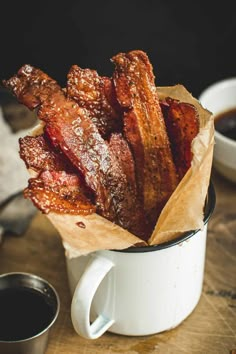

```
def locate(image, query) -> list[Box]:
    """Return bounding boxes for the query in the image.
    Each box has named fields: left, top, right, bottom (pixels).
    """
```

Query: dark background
left=1, top=0, right=236, bottom=97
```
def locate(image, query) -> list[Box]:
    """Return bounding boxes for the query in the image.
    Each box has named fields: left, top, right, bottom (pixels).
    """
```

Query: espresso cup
left=67, top=183, right=215, bottom=339
left=199, top=78, right=236, bottom=183
left=0, top=272, right=60, bottom=354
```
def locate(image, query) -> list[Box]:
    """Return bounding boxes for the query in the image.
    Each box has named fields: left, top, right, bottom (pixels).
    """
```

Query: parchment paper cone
left=29, top=84, right=214, bottom=257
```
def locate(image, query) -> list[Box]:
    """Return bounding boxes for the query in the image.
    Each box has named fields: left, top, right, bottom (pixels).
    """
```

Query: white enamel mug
left=67, top=183, right=215, bottom=339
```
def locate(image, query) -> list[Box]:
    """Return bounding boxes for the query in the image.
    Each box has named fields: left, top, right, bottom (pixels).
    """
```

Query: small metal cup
left=0, top=272, right=60, bottom=354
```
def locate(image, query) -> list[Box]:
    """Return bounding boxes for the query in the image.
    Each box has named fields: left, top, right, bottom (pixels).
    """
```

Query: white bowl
left=199, top=78, right=236, bottom=183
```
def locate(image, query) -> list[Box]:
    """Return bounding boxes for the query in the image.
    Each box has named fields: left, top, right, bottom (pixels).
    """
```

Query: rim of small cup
left=0, top=272, right=60, bottom=344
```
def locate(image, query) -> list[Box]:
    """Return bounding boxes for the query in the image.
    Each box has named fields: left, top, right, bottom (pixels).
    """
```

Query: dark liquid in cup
left=214, top=108, right=236, bottom=141
left=0, top=287, right=54, bottom=341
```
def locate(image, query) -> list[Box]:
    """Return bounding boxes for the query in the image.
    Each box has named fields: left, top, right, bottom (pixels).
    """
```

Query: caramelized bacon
left=5, top=65, right=147, bottom=238
left=109, top=133, right=137, bottom=191
left=42, top=100, right=146, bottom=235
left=161, top=98, right=200, bottom=179
left=3, top=64, right=60, bottom=110
left=25, top=171, right=95, bottom=215
left=67, top=65, right=121, bottom=137
left=3, top=51, right=199, bottom=242
left=19, top=133, right=95, bottom=215
left=112, top=50, right=179, bottom=227
left=109, top=133, right=148, bottom=239
left=19, top=134, right=74, bottom=173
left=38, top=97, right=116, bottom=218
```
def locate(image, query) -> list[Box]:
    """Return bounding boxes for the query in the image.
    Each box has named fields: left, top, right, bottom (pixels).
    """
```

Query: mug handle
left=71, top=255, right=115, bottom=339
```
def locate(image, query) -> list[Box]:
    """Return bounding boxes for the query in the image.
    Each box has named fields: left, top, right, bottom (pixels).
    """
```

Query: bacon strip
left=3, top=64, right=60, bottom=110
left=109, top=133, right=136, bottom=191
left=41, top=100, right=146, bottom=236
left=5, top=65, right=147, bottom=239
left=19, top=134, right=95, bottom=215
left=161, top=98, right=200, bottom=180
left=67, top=65, right=121, bottom=137
left=25, top=170, right=95, bottom=215
left=19, top=134, right=74, bottom=173
left=108, top=133, right=148, bottom=238
left=112, top=50, right=179, bottom=227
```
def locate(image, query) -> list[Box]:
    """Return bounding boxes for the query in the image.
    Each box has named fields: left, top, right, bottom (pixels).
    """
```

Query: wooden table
left=0, top=169, right=236, bottom=354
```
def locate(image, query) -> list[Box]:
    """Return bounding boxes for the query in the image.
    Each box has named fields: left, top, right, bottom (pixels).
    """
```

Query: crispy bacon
left=112, top=50, right=179, bottom=227
left=108, top=133, right=149, bottom=239
left=25, top=171, right=95, bottom=215
left=3, top=64, right=60, bottom=110
left=19, top=134, right=74, bottom=173
left=3, top=51, right=200, bottom=242
left=41, top=100, right=146, bottom=236
left=109, top=133, right=137, bottom=191
left=19, top=133, right=95, bottom=215
left=5, top=65, right=147, bottom=239
left=161, top=98, right=200, bottom=180
left=39, top=97, right=117, bottom=219
left=67, top=65, right=121, bottom=137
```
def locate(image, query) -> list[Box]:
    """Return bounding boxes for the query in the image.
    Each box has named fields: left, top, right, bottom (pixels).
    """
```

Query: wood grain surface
left=0, top=169, right=236, bottom=354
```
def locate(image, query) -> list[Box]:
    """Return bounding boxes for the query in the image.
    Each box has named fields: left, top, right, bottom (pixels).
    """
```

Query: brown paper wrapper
left=30, top=84, right=214, bottom=257
left=149, top=85, right=214, bottom=245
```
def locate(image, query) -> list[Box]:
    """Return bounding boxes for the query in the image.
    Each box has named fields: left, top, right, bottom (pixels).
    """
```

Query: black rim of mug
left=115, top=180, right=216, bottom=253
